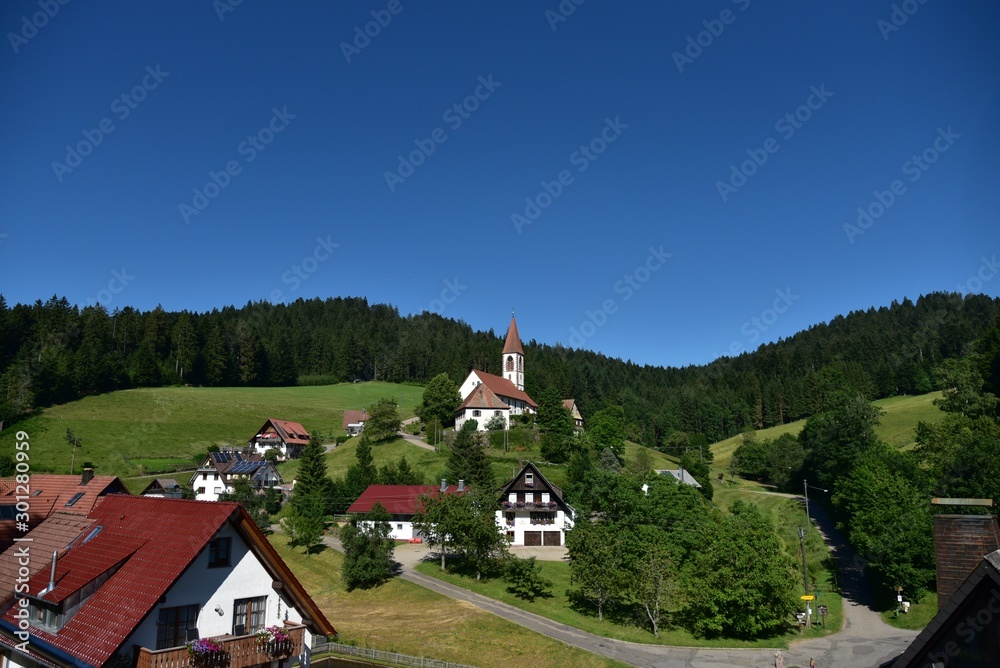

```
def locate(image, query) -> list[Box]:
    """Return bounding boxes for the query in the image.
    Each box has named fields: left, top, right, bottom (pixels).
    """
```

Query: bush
left=504, top=556, right=552, bottom=601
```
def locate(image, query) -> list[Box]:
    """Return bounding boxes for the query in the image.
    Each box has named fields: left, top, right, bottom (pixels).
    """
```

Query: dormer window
left=525, top=473, right=534, bottom=487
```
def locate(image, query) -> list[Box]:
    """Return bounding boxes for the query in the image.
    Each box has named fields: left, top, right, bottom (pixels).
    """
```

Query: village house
left=247, top=418, right=310, bottom=460
left=342, top=410, right=368, bottom=437
left=190, top=452, right=283, bottom=503
left=346, top=481, right=463, bottom=541
left=0, top=470, right=127, bottom=553
left=139, top=477, right=183, bottom=498
left=456, top=315, right=538, bottom=432
left=496, top=462, right=575, bottom=547
left=0, top=495, right=335, bottom=668
left=562, top=399, right=585, bottom=430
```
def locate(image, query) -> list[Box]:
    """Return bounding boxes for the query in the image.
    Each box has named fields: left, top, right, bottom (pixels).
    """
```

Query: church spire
left=502, top=314, right=525, bottom=391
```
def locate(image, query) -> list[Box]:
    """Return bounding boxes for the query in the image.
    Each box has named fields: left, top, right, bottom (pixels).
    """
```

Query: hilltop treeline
left=1, top=292, right=998, bottom=445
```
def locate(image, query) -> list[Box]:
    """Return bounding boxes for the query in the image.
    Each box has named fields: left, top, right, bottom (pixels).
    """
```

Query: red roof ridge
left=458, top=383, right=509, bottom=411
left=470, top=369, right=537, bottom=408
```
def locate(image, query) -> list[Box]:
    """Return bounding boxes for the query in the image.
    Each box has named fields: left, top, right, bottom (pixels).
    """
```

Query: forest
left=2, top=291, right=999, bottom=449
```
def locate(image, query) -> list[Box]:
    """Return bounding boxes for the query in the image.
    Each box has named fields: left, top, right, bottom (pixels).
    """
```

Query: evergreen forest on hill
left=2, top=291, right=999, bottom=447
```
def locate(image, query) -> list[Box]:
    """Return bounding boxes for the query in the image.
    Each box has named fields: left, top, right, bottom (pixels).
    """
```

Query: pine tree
left=446, top=422, right=493, bottom=490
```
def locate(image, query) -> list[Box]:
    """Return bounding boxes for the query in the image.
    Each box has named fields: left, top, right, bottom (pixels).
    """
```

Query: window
left=396, top=523, right=403, bottom=530
left=524, top=473, right=534, bottom=487
left=233, top=596, right=267, bottom=635
left=197, top=487, right=205, bottom=494
left=494, top=410, right=502, bottom=416
left=472, top=409, right=481, bottom=417
left=506, top=356, right=513, bottom=371
left=65, top=492, right=85, bottom=507
left=208, top=537, right=231, bottom=567
left=156, top=604, right=199, bottom=649
left=213, top=473, right=219, bottom=480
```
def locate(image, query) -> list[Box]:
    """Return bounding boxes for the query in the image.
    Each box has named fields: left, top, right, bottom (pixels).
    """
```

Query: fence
left=312, top=641, right=478, bottom=668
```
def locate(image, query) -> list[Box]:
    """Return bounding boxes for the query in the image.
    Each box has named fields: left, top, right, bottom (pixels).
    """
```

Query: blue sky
left=1, top=1, right=997, bottom=368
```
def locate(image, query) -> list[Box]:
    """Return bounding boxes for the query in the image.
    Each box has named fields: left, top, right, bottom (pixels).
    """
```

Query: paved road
left=327, top=512, right=918, bottom=668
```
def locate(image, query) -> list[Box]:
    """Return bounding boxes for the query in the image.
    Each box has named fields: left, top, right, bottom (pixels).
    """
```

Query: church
left=455, top=314, right=538, bottom=431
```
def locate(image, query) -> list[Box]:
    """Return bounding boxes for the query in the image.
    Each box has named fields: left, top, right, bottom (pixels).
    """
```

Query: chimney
left=458, top=480, right=465, bottom=492
left=931, top=498, right=1000, bottom=608
left=39, top=550, right=58, bottom=596
left=81, top=467, right=94, bottom=486
left=678, top=465, right=684, bottom=483
left=440, top=478, right=447, bottom=493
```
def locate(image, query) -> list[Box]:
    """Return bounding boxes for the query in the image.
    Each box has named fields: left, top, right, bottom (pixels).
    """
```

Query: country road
left=323, top=490, right=920, bottom=668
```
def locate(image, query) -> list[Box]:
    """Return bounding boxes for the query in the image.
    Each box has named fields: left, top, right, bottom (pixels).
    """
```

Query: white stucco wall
left=455, top=407, right=509, bottom=432
left=123, top=523, right=311, bottom=653
left=358, top=519, right=423, bottom=541
left=192, top=470, right=229, bottom=502
left=495, top=508, right=573, bottom=545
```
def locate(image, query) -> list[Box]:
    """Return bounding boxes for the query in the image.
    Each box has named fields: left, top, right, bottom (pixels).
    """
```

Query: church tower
left=502, top=313, right=525, bottom=391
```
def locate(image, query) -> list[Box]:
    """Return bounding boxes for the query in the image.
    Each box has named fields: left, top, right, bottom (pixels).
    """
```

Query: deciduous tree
left=341, top=502, right=396, bottom=590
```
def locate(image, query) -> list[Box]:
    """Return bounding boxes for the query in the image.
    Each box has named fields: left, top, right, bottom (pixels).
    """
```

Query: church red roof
left=501, top=316, right=525, bottom=355
left=470, top=370, right=537, bottom=408
left=457, top=383, right=509, bottom=411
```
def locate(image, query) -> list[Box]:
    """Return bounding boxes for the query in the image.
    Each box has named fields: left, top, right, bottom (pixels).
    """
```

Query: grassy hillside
left=0, top=382, right=423, bottom=478
left=710, top=391, right=946, bottom=474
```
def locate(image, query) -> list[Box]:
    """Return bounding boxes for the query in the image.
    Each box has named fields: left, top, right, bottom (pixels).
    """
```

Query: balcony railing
left=135, top=624, right=305, bottom=668
left=501, top=501, right=557, bottom=511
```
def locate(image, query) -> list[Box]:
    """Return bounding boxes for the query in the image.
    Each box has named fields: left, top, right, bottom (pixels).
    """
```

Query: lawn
left=0, top=382, right=423, bottom=478
left=267, top=534, right=630, bottom=668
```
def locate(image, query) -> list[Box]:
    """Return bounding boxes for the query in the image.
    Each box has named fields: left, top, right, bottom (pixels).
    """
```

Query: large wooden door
left=543, top=531, right=561, bottom=546
left=524, top=531, right=541, bottom=546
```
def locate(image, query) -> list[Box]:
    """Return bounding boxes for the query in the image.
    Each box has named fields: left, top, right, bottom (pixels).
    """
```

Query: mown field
left=268, top=534, right=630, bottom=668
left=0, top=382, right=422, bottom=478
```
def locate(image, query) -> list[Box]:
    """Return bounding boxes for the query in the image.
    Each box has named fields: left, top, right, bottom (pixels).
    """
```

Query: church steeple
left=502, top=312, right=525, bottom=391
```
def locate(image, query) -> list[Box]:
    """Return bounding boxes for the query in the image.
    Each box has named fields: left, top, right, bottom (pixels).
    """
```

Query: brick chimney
left=931, top=498, right=1000, bottom=608
left=80, top=467, right=94, bottom=485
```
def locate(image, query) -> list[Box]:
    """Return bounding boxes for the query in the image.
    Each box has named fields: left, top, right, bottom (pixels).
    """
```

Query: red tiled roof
left=457, top=383, right=509, bottom=412
left=0, top=475, right=127, bottom=553
left=0, top=512, right=96, bottom=607
left=2, top=496, right=235, bottom=666
left=347, top=484, right=460, bottom=516
left=0, top=495, right=334, bottom=666
left=342, top=409, right=369, bottom=430
left=253, top=418, right=310, bottom=446
left=502, top=316, right=524, bottom=355
left=470, top=370, right=537, bottom=408
left=562, top=399, right=575, bottom=410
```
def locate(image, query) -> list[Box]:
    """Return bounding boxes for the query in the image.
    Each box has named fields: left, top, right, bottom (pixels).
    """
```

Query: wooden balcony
left=135, top=624, right=305, bottom=668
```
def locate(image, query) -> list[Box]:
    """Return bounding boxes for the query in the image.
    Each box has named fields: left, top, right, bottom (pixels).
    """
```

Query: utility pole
left=799, top=526, right=811, bottom=629
left=803, top=479, right=810, bottom=524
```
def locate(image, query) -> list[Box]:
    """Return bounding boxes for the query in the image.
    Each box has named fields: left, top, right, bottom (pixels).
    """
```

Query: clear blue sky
left=1, top=1, right=997, bottom=367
